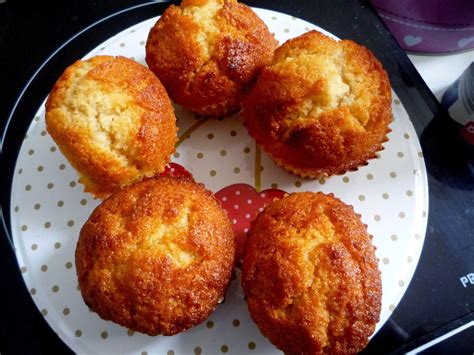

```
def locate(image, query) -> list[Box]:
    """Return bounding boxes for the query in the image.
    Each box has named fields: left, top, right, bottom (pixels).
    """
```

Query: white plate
left=10, top=8, right=428, bottom=354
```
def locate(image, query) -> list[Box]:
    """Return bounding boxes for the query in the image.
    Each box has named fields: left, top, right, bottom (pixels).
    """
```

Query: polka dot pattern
left=9, top=9, right=428, bottom=355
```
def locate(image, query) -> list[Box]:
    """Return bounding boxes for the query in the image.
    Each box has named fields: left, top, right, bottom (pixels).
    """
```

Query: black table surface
left=1, top=0, right=473, bottom=354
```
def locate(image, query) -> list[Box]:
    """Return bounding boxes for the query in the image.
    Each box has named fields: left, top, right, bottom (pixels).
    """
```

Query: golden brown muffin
left=76, top=176, right=235, bottom=335
left=243, top=30, right=392, bottom=178
left=145, top=0, right=278, bottom=117
left=241, top=192, right=381, bottom=354
left=45, top=55, right=177, bottom=198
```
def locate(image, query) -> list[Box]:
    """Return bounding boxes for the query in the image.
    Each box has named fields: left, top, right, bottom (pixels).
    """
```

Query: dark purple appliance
left=371, top=0, right=474, bottom=53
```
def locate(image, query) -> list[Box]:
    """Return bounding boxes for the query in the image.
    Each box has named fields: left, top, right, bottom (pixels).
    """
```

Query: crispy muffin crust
left=145, top=0, right=278, bottom=117
left=241, top=192, right=381, bottom=354
left=243, top=30, right=392, bottom=178
left=76, top=177, right=235, bottom=335
left=45, top=56, right=177, bottom=198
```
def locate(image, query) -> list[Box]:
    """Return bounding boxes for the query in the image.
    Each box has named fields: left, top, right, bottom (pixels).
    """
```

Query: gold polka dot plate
left=9, top=8, right=428, bottom=354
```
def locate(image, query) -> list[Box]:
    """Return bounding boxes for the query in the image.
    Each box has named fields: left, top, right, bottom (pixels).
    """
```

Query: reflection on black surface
left=361, top=319, right=411, bottom=354
left=420, top=323, right=474, bottom=354
left=420, top=112, right=474, bottom=190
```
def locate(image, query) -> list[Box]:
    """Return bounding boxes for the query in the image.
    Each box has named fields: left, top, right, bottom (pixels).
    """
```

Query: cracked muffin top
left=243, top=30, right=392, bottom=178
left=45, top=55, right=177, bottom=198
left=76, top=176, right=235, bottom=335
left=241, top=192, right=382, bottom=354
left=145, top=0, right=278, bottom=117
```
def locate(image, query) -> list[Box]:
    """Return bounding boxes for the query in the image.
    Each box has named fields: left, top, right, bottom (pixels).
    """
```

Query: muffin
left=241, top=192, right=382, bottom=354
left=243, top=30, right=392, bottom=178
left=145, top=0, right=278, bottom=117
left=76, top=176, right=235, bottom=335
left=45, top=55, right=177, bottom=198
